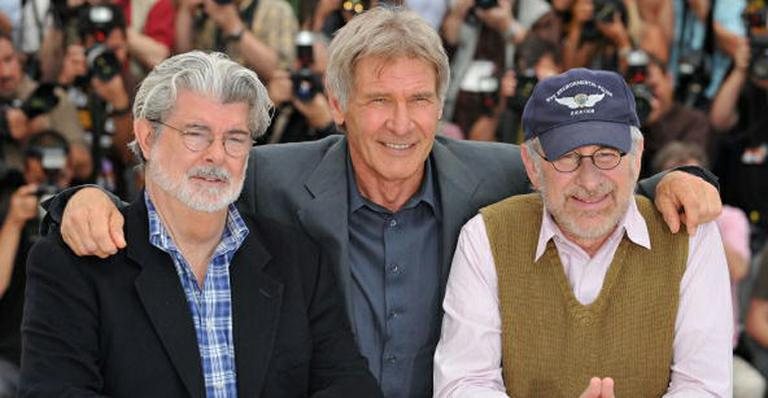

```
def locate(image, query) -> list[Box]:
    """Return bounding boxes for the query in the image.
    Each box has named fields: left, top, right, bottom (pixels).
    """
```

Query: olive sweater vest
left=480, top=194, right=688, bottom=397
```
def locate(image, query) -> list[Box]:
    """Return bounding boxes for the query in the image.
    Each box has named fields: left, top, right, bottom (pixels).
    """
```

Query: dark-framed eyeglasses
left=148, top=119, right=253, bottom=158
left=538, top=147, right=626, bottom=173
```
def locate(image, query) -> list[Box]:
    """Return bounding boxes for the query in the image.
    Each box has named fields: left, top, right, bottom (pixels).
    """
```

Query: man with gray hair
left=48, top=7, right=722, bottom=398
left=433, top=68, right=732, bottom=397
left=19, top=51, right=379, bottom=397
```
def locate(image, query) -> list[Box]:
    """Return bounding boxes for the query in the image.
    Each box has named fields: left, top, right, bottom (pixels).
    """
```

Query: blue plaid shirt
left=145, top=192, right=249, bottom=398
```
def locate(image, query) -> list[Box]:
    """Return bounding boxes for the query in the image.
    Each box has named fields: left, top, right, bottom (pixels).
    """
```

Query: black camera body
left=475, top=0, right=499, bottom=10
left=625, top=50, right=653, bottom=124
left=507, top=68, right=538, bottom=111
left=675, top=48, right=711, bottom=107
left=745, top=3, right=768, bottom=80
left=77, top=5, right=124, bottom=82
left=291, top=31, right=322, bottom=102
left=0, top=84, right=60, bottom=137
left=580, top=0, right=627, bottom=42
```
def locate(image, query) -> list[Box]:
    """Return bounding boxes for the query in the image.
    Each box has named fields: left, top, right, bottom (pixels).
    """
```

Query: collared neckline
left=534, top=196, right=650, bottom=261
left=346, top=154, right=440, bottom=219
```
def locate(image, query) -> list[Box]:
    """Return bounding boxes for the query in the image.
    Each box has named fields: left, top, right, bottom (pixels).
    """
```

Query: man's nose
left=385, top=101, right=413, bottom=135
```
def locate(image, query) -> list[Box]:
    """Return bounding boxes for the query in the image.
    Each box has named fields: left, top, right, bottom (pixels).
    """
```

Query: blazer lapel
left=296, top=138, right=353, bottom=322
left=432, top=140, right=482, bottom=291
left=229, top=221, right=283, bottom=398
left=124, top=199, right=205, bottom=398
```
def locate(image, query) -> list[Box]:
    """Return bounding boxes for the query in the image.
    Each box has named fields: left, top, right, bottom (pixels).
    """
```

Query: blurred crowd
left=1, top=0, right=768, bottom=396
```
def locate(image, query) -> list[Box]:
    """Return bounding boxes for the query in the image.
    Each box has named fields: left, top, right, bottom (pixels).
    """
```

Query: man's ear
left=520, top=145, right=540, bottom=190
left=327, top=93, right=346, bottom=127
left=633, top=139, right=644, bottom=174
left=134, top=119, right=154, bottom=161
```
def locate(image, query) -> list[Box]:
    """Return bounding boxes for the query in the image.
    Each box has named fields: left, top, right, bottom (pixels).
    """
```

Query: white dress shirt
left=433, top=198, right=733, bottom=397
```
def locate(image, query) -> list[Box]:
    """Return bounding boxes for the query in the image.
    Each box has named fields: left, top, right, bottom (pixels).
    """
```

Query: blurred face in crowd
left=0, top=37, right=22, bottom=99
left=645, top=62, right=674, bottom=123
left=329, top=55, right=442, bottom=194
left=523, top=142, right=642, bottom=247
left=139, top=90, right=250, bottom=213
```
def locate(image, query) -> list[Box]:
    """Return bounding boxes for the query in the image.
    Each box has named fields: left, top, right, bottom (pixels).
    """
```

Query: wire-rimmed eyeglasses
left=537, top=147, right=626, bottom=173
left=148, top=119, right=253, bottom=158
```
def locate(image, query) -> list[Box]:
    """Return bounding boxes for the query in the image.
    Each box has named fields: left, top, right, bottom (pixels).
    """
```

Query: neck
left=146, top=180, right=227, bottom=285
left=565, top=232, right=613, bottom=258
left=354, top=172, right=423, bottom=213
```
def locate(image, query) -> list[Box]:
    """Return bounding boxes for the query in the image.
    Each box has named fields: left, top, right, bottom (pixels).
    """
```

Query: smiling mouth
left=382, top=142, right=414, bottom=150
left=192, top=176, right=227, bottom=184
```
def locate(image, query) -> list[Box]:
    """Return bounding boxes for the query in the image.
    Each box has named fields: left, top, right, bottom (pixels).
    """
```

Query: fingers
left=579, top=377, right=602, bottom=398
left=655, top=193, right=681, bottom=234
left=600, top=377, right=615, bottom=398
left=109, top=210, right=127, bottom=249
left=61, top=188, right=122, bottom=258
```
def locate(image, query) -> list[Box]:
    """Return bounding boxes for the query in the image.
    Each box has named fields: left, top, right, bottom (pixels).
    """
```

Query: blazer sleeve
left=305, top=248, right=383, bottom=398
left=19, top=234, right=108, bottom=398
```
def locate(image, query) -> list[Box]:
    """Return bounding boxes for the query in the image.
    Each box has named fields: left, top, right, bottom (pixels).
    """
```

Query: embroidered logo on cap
left=554, top=93, right=605, bottom=109
left=544, top=79, right=614, bottom=116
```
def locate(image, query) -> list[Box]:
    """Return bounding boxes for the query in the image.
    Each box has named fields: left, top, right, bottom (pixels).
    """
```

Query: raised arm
left=43, top=186, right=126, bottom=258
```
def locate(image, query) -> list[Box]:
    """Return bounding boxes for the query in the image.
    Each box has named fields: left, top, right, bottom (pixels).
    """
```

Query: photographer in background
left=710, top=0, right=768, bottom=252
left=0, top=32, right=91, bottom=182
left=0, top=129, right=74, bottom=398
left=669, top=0, right=747, bottom=110
left=441, top=0, right=547, bottom=140
left=175, top=0, right=297, bottom=81
left=261, top=30, right=336, bottom=144
left=630, top=47, right=712, bottom=177
left=36, top=4, right=135, bottom=198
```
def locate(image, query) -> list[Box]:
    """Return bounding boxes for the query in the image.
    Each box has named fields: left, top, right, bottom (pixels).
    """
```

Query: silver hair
left=325, top=5, right=450, bottom=111
left=524, top=126, right=644, bottom=173
left=128, top=51, right=272, bottom=164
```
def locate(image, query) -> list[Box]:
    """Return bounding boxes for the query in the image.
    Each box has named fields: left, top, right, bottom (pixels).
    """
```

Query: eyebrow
left=182, top=123, right=250, bottom=135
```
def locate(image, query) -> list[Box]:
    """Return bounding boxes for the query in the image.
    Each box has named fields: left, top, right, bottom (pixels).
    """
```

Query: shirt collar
left=145, top=191, right=249, bottom=255
left=534, top=196, right=651, bottom=261
left=346, top=153, right=439, bottom=217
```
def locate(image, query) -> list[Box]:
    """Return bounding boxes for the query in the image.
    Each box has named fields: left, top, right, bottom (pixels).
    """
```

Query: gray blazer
left=242, top=135, right=530, bottom=322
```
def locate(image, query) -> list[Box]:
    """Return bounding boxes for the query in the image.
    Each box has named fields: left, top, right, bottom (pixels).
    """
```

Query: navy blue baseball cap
left=521, top=68, right=640, bottom=160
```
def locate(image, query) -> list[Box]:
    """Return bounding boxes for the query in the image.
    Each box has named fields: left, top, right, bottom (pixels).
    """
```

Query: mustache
left=187, top=165, right=231, bottom=182
left=566, top=180, right=615, bottom=200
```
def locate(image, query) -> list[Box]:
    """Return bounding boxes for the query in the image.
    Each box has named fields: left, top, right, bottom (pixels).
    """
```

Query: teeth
left=385, top=143, right=411, bottom=150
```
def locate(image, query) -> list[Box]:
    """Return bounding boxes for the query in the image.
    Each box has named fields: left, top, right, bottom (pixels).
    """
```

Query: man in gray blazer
left=50, top=6, right=722, bottom=398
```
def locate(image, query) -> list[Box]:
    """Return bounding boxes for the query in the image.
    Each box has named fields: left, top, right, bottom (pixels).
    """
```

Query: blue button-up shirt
left=347, top=157, right=442, bottom=398
left=146, top=192, right=249, bottom=398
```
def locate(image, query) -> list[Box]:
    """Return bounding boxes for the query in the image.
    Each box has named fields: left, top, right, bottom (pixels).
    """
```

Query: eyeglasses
left=538, top=147, right=626, bottom=173
left=149, top=119, right=253, bottom=157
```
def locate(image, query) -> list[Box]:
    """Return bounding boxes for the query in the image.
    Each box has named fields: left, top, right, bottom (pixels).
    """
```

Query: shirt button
left=385, top=354, right=397, bottom=364
left=389, top=264, right=399, bottom=273
left=388, top=311, right=399, bottom=320
left=389, top=218, right=398, bottom=228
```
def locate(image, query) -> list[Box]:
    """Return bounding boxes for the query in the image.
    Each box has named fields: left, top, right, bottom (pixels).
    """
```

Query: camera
left=475, top=0, right=499, bottom=10
left=23, top=130, right=70, bottom=198
left=291, top=31, right=322, bottom=102
left=625, top=50, right=653, bottom=124
left=580, top=0, right=627, bottom=42
left=0, top=84, right=61, bottom=137
left=507, top=68, right=538, bottom=111
left=78, top=5, right=124, bottom=82
left=341, top=0, right=368, bottom=15
left=675, top=49, right=710, bottom=107
left=744, top=2, right=768, bottom=80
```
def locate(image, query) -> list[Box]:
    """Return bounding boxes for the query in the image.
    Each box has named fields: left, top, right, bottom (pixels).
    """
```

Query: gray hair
left=524, top=126, right=645, bottom=174
left=325, top=6, right=450, bottom=111
left=128, top=51, right=272, bottom=163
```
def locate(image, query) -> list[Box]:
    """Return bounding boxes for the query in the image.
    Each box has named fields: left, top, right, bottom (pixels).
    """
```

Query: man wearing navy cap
left=433, top=68, right=733, bottom=397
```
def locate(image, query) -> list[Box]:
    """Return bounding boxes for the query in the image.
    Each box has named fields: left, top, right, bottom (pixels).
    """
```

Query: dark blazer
left=20, top=195, right=381, bottom=398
